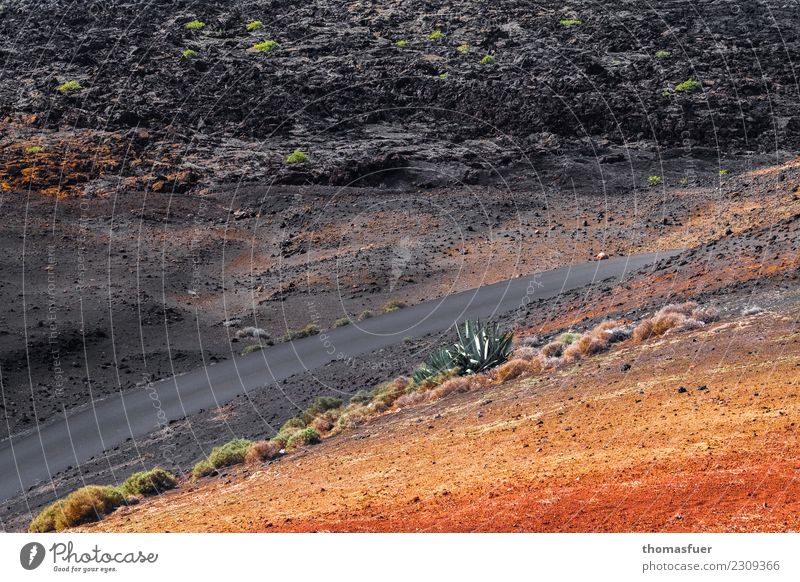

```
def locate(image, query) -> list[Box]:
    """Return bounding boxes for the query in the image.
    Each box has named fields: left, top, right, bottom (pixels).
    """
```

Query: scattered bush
left=512, top=346, right=539, bottom=361
left=286, top=149, right=308, bottom=164
left=655, top=50, right=671, bottom=58
left=480, top=55, right=495, bottom=65
left=24, top=145, right=44, bottom=154
left=558, top=331, right=582, bottom=345
left=427, top=374, right=491, bottom=401
left=336, top=405, right=369, bottom=430
left=253, top=39, right=280, bottom=52
left=182, top=49, right=198, bottom=58
left=29, top=486, right=125, bottom=532
left=286, top=323, right=320, bottom=340
left=357, top=309, right=375, bottom=321
left=272, top=417, right=306, bottom=446
left=121, top=468, right=178, bottom=497
left=741, top=305, right=764, bottom=316
left=493, top=358, right=534, bottom=383
left=241, top=344, right=264, bottom=355
left=382, top=299, right=406, bottom=313
left=302, top=396, right=343, bottom=424
left=245, top=440, right=282, bottom=464
left=370, top=377, right=410, bottom=410
left=428, top=30, right=444, bottom=41
left=559, top=19, right=583, bottom=26
left=349, top=389, right=371, bottom=404
left=456, top=42, right=470, bottom=54
left=540, top=340, right=564, bottom=358
left=246, top=20, right=263, bottom=32
left=633, top=302, right=716, bottom=342
left=719, top=169, right=729, bottom=176
left=191, top=459, right=214, bottom=479
left=236, top=326, right=270, bottom=340
left=675, top=79, right=701, bottom=93
left=395, top=39, right=409, bottom=47
left=333, top=317, right=350, bottom=328
left=58, top=80, right=82, bottom=93
left=185, top=19, right=206, bottom=30
left=563, top=320, right=628, bottom=363
left=648, top=175, right=663, bottom=186
left=286, top=427, right=321, bottom=449
left=192, top=438, right=253, bottom=479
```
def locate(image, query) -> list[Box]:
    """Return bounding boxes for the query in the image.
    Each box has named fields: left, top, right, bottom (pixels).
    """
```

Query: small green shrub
left=428, top=30, right=444, bottom=41
left=286, top=427, right=321, bottom=449
left=382, top=299, right=406, bottom=313
left=185, top=19, right=205, bottom=30
left=655, top=50, right=671, bottom=58
left=272, top=417, right=306, bottom=446
left=121, top=467, right=178, bottom=497
left=647, top=175, right=663, bottom=186
left=357, top=309, right=375, bottom=321
left=333, top=317, right=350, bottom=328
left=457, top=42, right=469, bottom=54
left=209, top=438, right=252, bottom=467
left=678, top=176, right=689, bottom=185
left=560, top=19, right=583, bottom=26
left=349, top=389, right=371, bottom=405
left=58, top=80, right=82, bottom=93
left=241, top=344, right=264, bottom=355
left=302, top=396, right=343, bottom=424
left=29, top=486, right=125, bottom=532
left=191, top=459, right=214, bottom=479
left=182, top=49, right=198, bottom=58
left=286, top=323, right=320, bottom=340
left=286, top=149, right=309, bottom=164
left=480, top=55, right=494, bottom=65
left=675, top=78, right=701, bottom=93
left=719, top=169, right=729, bottom=176
left=253, top=40, right=279, bottom=52
left=246, top=20, right=264, bottom=32
left=192, top=438, right=252, bottom=479
left=24, top=145, right=44, bottom=154
left=395, top=39, right=409, bottom=47
left=558, top=331, right=582, bottom=345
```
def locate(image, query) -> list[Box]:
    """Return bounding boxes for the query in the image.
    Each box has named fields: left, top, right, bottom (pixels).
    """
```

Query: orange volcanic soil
left=81, top=306, right=800, bottom=532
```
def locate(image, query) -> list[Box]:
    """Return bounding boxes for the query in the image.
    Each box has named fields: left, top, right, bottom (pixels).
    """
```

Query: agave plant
left=411, top=347, right=456, bottom=384
left=451, top=319, right=513, bottom=374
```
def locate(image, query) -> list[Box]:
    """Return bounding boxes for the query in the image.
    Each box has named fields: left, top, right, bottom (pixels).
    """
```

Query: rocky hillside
left=1, top=0, right=799, bottom=194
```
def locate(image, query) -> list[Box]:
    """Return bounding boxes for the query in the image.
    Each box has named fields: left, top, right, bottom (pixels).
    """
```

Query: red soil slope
left=81, top=306, right=800, bottom=532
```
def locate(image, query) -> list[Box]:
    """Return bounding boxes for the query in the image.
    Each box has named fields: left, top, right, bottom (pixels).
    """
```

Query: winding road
left=0, top=251, right=677, bottom=503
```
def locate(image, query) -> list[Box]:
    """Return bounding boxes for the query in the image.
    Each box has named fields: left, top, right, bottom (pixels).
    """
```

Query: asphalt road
left=0, top=251, right=676, bottom=502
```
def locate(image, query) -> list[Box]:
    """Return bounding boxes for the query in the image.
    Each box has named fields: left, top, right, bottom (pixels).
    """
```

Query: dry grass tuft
left=245, top=440, right=282, bottom=464
left=633, top=302, right=715, bottom=342
left=493, top=358, right=534, bottom=383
